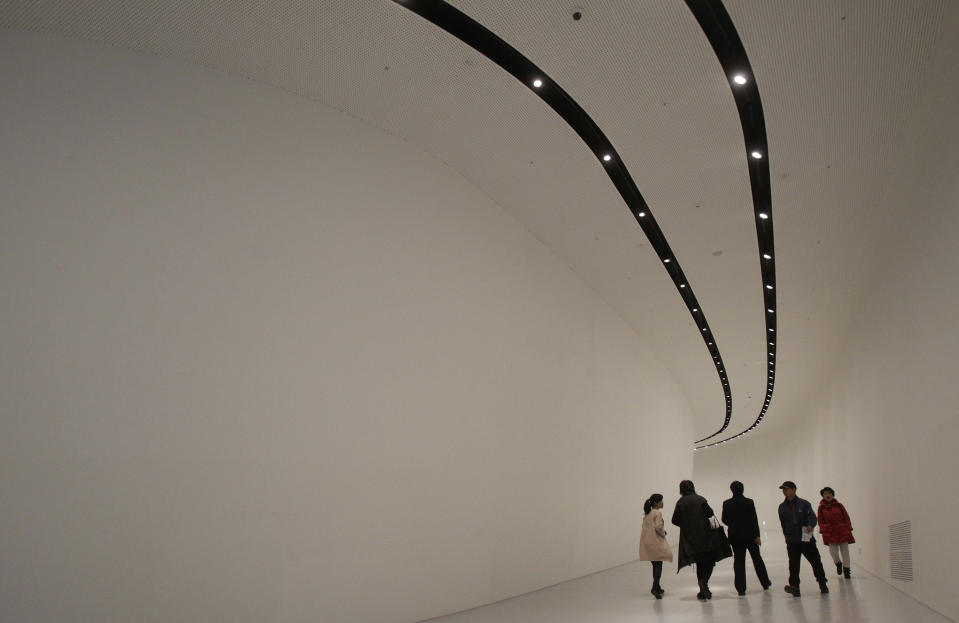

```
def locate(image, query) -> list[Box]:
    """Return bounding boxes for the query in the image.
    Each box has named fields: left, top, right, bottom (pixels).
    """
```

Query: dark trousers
left=786, top=541, right=827, bottom=587
left=732, top=542, right=771, bottom=592
left=651, top=561, right=663, bottom=590
left=695, top=560, right=715, bottom=588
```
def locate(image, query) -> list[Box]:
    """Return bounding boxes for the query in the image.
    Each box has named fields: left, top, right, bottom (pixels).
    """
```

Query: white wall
left=0, top=31, right=695, bottom=623
left=694, top=8, right=959, bottom=620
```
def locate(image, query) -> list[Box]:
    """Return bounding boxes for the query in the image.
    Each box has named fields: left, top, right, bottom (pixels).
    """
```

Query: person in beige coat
left=640, top=493, right=673, bottom=598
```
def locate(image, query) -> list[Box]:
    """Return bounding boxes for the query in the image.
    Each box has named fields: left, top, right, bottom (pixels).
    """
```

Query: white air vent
left=889, top=520, right=913, bottom=581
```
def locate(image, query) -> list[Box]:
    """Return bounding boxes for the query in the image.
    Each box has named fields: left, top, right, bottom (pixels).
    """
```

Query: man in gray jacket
left=778, top=480, right=828, bottom=596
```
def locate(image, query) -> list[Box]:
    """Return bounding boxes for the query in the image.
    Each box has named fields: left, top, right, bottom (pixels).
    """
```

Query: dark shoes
left=819, top=581, right=830, bottom=594
left=784, top=585, right=801, bottom=597
left=697, top=585, right=712, bottom=600
left=651, top=587, right=664, bottom=599
left=737, top=590, right=746, bottom=596
left=836, top=561, right=844, bottom=575
left=761, top=581, right=772, bottom=590
left=843, top=567, right=851, bottom=579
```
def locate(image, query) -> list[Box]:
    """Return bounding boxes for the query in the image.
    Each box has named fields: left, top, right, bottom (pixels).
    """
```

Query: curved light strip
left=391, top=0, right=734, bottom=437
left=685, top=0, right=777, bottom=449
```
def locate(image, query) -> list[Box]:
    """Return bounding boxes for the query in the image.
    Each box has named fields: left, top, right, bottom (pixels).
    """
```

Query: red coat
left=817, top=499, right=855, bottom=544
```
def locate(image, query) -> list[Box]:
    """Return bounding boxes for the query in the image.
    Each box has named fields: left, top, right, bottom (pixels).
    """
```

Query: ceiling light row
left=392, top=0, right=739, bottom=448
left=684, top=1, right=778, bottom=449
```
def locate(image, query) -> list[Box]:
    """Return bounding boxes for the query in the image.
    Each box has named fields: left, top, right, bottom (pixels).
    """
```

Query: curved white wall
left=0, top=31, right=695, bottom=623
left=693, top=9, right=959, bottom=620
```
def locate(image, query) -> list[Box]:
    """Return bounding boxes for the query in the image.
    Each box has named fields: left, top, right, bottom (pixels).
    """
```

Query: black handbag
left=709, top=527, right=733, bottom=562
left=708, top=517, right=733, bottom=562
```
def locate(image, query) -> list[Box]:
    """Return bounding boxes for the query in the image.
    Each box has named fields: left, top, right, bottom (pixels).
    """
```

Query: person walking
left=639, top=493, right=673, bottom=599
left=778, top=480, right=829, bottom=596
left=817, top=486, right=855, bottom=579
left=722, top=481, right=772, bottom=595
left=671, top=480, right=716, bottom=600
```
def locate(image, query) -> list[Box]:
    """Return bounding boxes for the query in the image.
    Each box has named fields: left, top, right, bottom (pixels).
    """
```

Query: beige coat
left=639, top=508, right=674, bottom=562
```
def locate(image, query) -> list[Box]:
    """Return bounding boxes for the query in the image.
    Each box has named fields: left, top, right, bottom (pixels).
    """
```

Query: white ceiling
left=1, top=0, right=948, bottom=443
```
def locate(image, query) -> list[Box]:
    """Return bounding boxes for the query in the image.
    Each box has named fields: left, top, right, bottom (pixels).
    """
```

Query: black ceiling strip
left=684, top=0, right=777, bottom=449
left=391, top=0, right=734, bottom=439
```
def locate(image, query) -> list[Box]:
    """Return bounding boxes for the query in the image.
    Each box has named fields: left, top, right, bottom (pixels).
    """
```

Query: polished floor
left=422, top=547, right=951, bottom=623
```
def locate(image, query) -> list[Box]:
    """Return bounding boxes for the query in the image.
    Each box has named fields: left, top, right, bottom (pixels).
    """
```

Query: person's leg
left=802, top=542, right=829, bottom=591
left=701, top=560, right=715, bottom=584
left=747, top=541, right=771, bottom=587
left=787, top=543, right=802, bottom=589
left=696, top=559, right=714, bottom=598
left=828, top=543, right=843, bottom=575
left=828, top=543, right=841, bottom=565
left=732, top=543, right=747, bottom=594
left=651, top=561, right=663, bottom=591
left=840, top=543, right=852, bottom=577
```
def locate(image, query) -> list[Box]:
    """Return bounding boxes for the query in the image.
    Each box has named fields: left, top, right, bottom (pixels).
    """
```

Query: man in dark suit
left=722, top=481, right=772, bottom=595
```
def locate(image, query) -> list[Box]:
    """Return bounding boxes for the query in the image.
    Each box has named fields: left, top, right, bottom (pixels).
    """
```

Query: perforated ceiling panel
left=0, top=0, right=947, bottom=442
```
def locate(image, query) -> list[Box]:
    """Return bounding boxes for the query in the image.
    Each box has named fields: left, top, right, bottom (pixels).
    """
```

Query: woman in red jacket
left=817, top=487, right=855, bottom=578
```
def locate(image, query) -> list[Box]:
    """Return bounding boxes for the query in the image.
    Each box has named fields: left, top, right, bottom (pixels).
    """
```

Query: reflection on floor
left=422, top=546, right=949, bottom=623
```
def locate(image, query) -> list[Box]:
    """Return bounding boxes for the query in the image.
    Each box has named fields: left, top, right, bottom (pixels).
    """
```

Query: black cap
left=779, top=481, right=797, bottom=490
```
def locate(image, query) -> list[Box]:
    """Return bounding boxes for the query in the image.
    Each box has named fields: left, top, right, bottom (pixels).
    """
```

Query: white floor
left=422, top=547, right=951, bottom=623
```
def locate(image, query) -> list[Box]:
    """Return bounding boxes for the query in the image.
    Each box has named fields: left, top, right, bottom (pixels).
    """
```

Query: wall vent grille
left=889, top=520, right=913, bottom=581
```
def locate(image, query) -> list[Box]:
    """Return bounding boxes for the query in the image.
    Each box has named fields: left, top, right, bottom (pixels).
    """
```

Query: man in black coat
left=671, top=479, right=716, bottom=600
left=722, top=481, right=772, bottom=595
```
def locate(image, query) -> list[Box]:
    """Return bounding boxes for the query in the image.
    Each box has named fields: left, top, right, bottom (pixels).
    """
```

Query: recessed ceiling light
left=680, top=284, right=686, bottom=288
left=769, top=342, right=774, bottom=345
left=692, top=308, right=698, bottom=312
left=702, top=328, right=708, bottom=332
left=532, top=78, right=543, bottom=88
left=638, top=211, right=646, bottom=217
left=766, top=284, right=773, bottom=290
left=664, top=258, right=671, bottom=263
left=763, top=254, right=771, bottom=259
left=768, top=308, right=774, bottom=313
left=768, top=328, right=775, bottom=332
left=759, top=213, right=769, bottom=219
left=751, top=151, right=763, bottom=159
left=603, top=154, right=612, bottom=162
left=769, top=352, right=774, bottom=356
left=733, top=74, right=747, bottom=85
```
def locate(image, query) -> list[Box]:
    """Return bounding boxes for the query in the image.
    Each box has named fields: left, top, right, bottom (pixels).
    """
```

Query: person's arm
left=671, top=503, right=681, bottom=527
left=806, top=501, right=818, bottom=531
left=703, top=500, right=714, bottom=519
left=817, top=505, right=829, bottom=530
left=749, top=500, right=761, bottom=542
left=655, top=512, right=667, bottom=538
left=840, top=503, right=852, bottom=530
left=722, top=500, right=730, bottom=526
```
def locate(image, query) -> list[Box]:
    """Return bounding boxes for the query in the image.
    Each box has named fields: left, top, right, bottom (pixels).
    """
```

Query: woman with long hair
left=640, top=493, right=673, bottom=598
left=672, top=480, right=717, bottom=600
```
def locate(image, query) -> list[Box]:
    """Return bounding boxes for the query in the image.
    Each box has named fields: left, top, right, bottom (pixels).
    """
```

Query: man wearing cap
left=778, top=481, right=828, bottom=596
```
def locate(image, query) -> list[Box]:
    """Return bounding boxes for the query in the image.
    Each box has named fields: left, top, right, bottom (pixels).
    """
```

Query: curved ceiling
left=1, top=0, right=946, bottom=444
